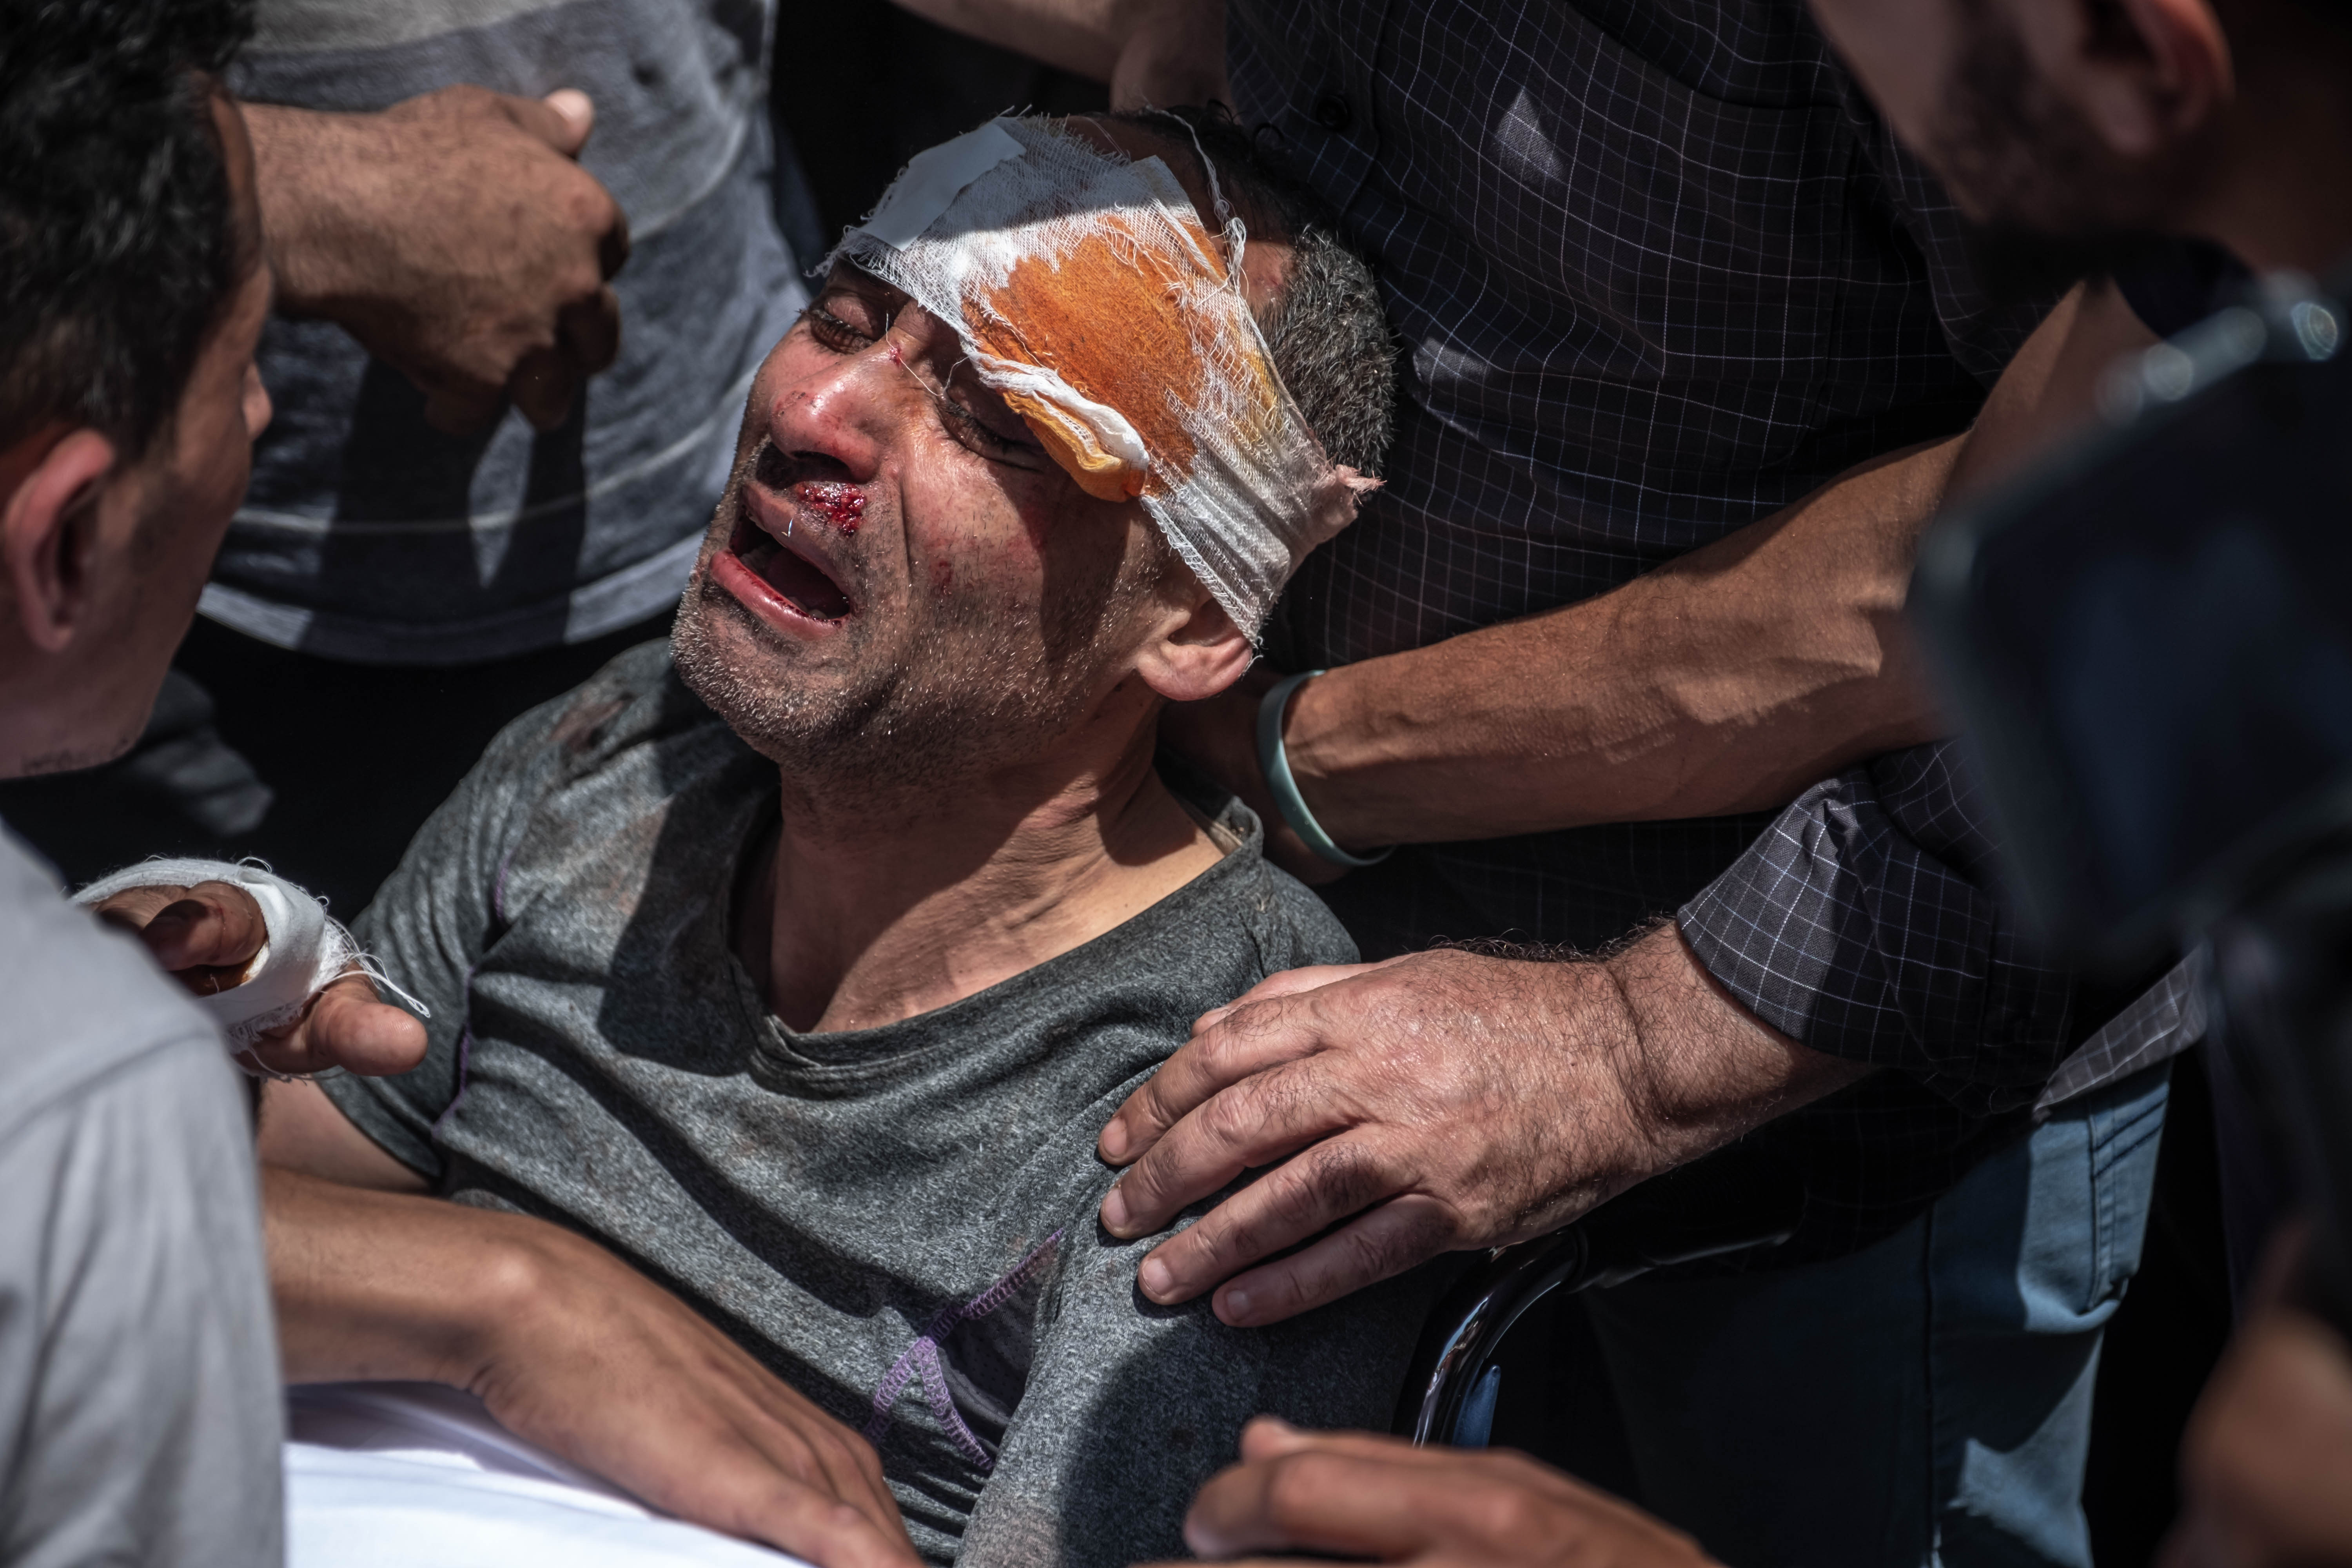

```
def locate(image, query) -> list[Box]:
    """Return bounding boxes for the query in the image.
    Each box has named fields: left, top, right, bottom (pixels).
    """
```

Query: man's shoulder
left=451, top=639, right=768, bottom=913
left=0, top=826, right=224, bottom=1141
left=488, top=639, right=751, bottom=799
left=1252, top=850, right=1359, bottom=971
left=1180, top=788, right=1359, bottom=974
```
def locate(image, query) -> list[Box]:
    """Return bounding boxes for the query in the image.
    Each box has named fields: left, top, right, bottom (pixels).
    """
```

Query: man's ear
left=2037, top=0, right=2232, bottom=159
left=1, top=429, right=117, bottom=655
left=1135, top=590, right=1256, bottom=704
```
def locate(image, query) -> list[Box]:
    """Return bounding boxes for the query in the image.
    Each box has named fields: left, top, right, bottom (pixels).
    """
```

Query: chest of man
left=421, top=755, right=1292, bottom=1551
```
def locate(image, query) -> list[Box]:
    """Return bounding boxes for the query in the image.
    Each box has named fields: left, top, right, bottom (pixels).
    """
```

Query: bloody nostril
left=797, top=481, right=865, bottom=535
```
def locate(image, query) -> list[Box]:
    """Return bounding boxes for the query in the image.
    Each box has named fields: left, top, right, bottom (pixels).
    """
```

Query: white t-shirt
left=0, top=824, right=283, bottom=1566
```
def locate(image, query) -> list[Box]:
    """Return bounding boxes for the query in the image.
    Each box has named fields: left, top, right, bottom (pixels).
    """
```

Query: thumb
left=540, top=88, right=595, bottom=155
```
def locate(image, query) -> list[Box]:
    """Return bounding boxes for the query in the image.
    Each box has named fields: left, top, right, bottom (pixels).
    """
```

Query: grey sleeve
left=323, top=696, right=575, bottom=1178
left=957, top=1210, right=1446, bottom=1568
left=0, top=1037, right=283, bottom=1568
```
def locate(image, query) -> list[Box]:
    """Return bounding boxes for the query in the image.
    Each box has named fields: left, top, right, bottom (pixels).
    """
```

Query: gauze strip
left=74, top=858, right=426, bottom=1064
left=828, top=117, right=1379, bottom=637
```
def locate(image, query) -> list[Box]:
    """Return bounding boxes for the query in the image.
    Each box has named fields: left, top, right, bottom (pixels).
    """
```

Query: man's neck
left=737, top=720, right=1227, bottom=1034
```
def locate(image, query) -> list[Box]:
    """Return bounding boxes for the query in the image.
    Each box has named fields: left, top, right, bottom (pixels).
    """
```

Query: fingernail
left=1101, top=1186, right=1131, bottom=1234
left=1099, top=1120, right=1130, bottom=1163
left=143, top=906, right=196, bottom=957
left=1138, top=1256, right=1174, bottom=1299
left=1220, top=1287, right=1253, bottom=1323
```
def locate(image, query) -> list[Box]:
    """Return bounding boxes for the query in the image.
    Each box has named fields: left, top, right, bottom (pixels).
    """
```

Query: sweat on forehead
left=827, top=116, right=1376, bottom=638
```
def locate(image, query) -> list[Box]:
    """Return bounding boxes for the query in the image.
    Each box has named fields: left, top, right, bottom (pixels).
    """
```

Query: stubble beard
left=671, top=468, right=1160, bottom=805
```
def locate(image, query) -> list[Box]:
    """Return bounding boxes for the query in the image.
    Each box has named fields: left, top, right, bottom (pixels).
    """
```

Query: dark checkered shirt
left=1230, top=0, right=2190, bottom=1263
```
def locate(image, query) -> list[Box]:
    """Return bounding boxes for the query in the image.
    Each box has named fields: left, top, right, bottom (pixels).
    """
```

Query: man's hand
left=1108, top=0, right=1230, bottom=109
left=244, top=86, right=629, bottom=435
left=1096, top=926, right=1867, bottom=1324
left=1157, top=1417, right=1719, bottom=1567
left=2162, top=1224, right=2352, bottom=1568
left=92, top=881, right=426, bottom=1077
left=265, top=1171, right=922, bottom=1568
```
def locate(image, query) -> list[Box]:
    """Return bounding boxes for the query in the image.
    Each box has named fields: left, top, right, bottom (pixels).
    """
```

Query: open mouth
left=723, top=513, right=855, bottom=623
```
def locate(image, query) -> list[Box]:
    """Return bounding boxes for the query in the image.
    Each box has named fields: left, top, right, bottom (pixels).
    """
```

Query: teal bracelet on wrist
left=1256, top=670, right=1392, bottom=869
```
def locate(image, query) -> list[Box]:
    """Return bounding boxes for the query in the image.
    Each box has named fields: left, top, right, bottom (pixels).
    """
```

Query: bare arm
left=1095, top=923, right=1869, bottom=1324
left=1280, top=436, right=1959, bottom=844
left=1167, top=281, right=2161, bottom=872
left=256, top=1085, right=919, bottom=1567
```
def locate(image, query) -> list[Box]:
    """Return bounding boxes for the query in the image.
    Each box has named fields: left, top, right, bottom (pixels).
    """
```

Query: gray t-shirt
left=0, top=826, right=283, bottom=1567
left=326, top=642, right=1445, bottom=1566
left=214, top=0, right=815, bottom=663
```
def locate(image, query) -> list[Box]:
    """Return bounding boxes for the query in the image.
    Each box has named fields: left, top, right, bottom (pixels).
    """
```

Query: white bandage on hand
left=73, top=858, right=425, bottom=1069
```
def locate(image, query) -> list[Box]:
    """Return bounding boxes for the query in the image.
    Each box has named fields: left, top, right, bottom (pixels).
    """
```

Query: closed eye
left=804, top=303, right=880, bottom=354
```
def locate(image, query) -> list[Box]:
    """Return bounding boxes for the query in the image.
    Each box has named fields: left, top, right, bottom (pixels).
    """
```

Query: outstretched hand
left=1096, top=926, right=1863, bottom=1325
left=1154, top=1417, right=1719, bottom=1568
left=91, top=881, right=426, bottom=1078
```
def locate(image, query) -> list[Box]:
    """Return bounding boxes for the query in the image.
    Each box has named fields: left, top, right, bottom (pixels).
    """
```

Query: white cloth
left=72, top=858, right=420, bottom=1051
left=1, top=824, right=283, bottom=1566
left=285, top=1384, right=805, bottom=1568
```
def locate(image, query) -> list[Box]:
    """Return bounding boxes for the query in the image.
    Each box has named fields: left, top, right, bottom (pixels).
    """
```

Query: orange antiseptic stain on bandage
left=962, top=211, right=1287, bottom=504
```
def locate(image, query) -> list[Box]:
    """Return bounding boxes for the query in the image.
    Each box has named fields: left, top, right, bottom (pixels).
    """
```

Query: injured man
left=248, top=110, right=1425, bottom=1568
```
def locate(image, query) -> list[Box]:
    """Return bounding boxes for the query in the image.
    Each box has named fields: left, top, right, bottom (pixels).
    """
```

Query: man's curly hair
left=0, top=0, right=256, bottom=461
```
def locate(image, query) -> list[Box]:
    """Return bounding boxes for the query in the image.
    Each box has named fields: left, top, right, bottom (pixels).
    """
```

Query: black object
left=1396, top=1141, right=1804, bottom=1447
left=1913, top=267, right=2352, bottom=1330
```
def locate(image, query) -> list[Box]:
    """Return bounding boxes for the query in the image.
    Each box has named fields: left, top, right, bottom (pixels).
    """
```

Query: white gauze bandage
left=74, top=858, right=423, bottom=1058
left=828, top=116, right=1379, bottom=637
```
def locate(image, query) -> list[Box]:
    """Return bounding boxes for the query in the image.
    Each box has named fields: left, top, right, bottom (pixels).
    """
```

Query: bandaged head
left=826, top=116, right=1379, bottom=639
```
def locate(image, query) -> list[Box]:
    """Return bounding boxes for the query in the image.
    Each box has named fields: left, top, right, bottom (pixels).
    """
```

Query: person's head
left=0, top=0, right=269, bottom=779
left=672, top=110, right=1395, bottom=804
left=1809, top=0, right=2352, bottom=273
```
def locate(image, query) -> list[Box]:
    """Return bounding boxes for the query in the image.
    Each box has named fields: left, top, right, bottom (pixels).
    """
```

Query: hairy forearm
left=1599, top=924, right=1872, bottom=1175
left=1281, top=282, right=2154, bottom=853
left=263, top=1167, right=548, bottom=1387
left=238, top=102, right=396, bottom=317
left=1287, top=437, right=1961, bottom=847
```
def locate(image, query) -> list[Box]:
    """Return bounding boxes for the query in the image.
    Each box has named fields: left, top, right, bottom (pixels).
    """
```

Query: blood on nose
left=797, top=481, right=866, bottom=535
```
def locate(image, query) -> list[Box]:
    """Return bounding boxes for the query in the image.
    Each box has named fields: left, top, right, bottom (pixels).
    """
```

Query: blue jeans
left=1579, top=1063, right=2171, bottom=1568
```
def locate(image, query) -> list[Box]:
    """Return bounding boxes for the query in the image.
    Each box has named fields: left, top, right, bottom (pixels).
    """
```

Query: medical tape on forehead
left=826, top=116, right=1377, bottom=637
